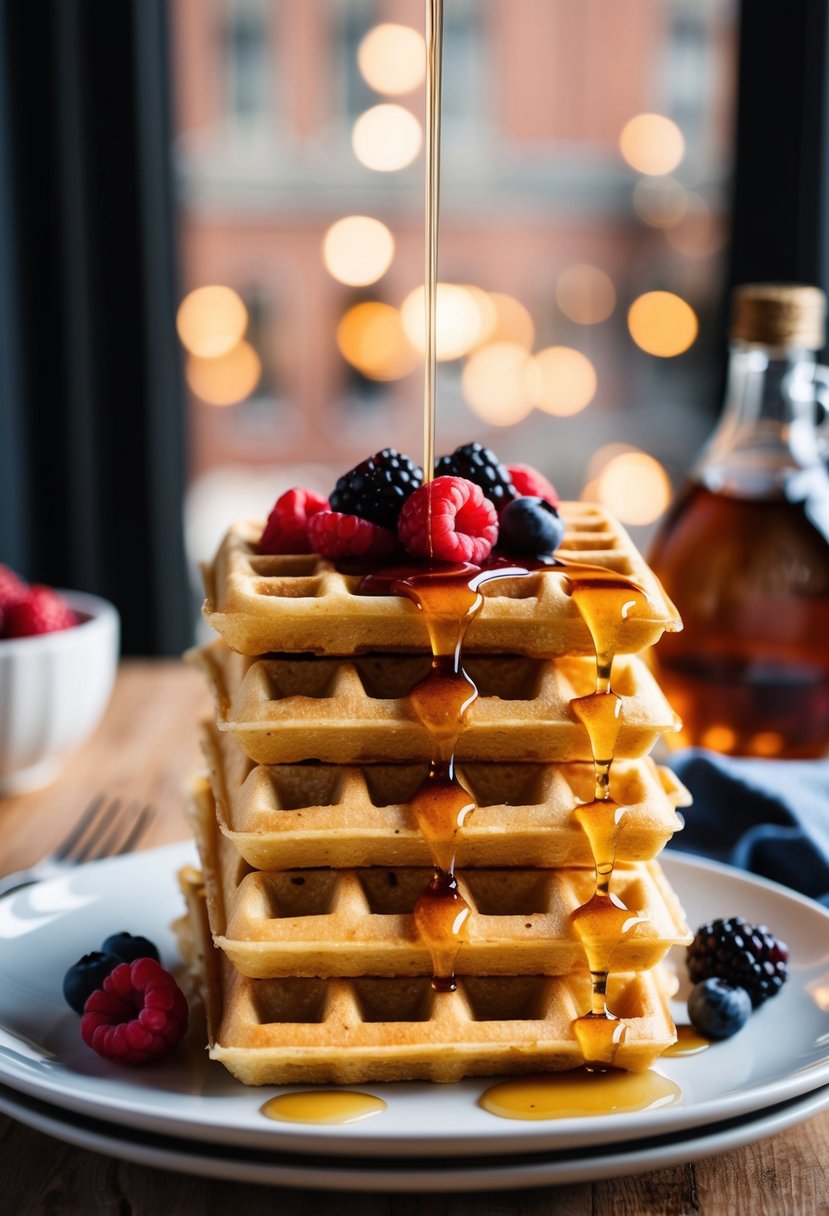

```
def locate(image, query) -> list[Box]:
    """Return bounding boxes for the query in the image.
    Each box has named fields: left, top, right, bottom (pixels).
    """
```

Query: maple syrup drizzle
left=422, top=0, right=443, bottom=489
left=561, top=567, right=659, bottom=1069
left=478, top=1069, right=680, bottom=1120
left=260, top=1091, right=386, bottom=1125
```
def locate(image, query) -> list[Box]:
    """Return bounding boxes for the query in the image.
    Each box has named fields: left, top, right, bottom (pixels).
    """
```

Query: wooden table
left=2, top=660, right=828, bottom=1215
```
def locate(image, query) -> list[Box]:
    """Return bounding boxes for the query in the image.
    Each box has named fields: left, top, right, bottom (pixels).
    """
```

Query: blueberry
left=498, top=496, right=566, bottom=556
left=100, top=931, right=160, bottom=965
left=687, top=978, right=752, bottom=1040
left=63, top=951, right=120, bottom=1014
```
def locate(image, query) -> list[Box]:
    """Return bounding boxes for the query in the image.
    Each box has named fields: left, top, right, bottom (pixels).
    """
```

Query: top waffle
left=202, top=503, right=680, bottom=657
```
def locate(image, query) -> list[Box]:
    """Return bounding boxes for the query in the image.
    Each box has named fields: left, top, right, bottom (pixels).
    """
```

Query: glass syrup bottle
left=648, top=283, right=829, bottom=758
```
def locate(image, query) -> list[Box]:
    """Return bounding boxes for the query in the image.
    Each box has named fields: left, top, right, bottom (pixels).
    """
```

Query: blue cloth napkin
left=666, top=749, right=829, bottom=908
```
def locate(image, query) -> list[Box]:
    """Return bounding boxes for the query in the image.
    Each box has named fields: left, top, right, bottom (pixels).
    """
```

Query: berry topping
left=308, top=511, right=397, bottom=560
left=434, top=442, right=516, bottom=511
left=330, top=449, right=423, bottom=529
left=3, top=586, right=78, bottom=638
left=0, top=564, right=28, bottom=610
left=507, top=463, right=560, bottom=508
left=687, top=917, right=789, bottom=1008
left=397, top=476, right=499, bottom=564
left=260, top=487, right=329, bottom=555
left=687, top=978, right=752, bottom=1040
left=63, top=951, right=120, bottom=1015
left=101, top=932, right=160, bottom=965
left=80, top=958, right=188, bottom=1065
left=497, top=496, right=566, bottom=556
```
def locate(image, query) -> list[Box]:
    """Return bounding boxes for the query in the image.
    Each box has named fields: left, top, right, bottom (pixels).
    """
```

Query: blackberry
left=434, top=442, right=517, bottom=511
left=329, top=449, right=423, bottom=529
left=686, top=917, right=789, bottom=1008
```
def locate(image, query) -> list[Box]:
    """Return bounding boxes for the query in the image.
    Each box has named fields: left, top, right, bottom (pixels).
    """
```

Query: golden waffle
left=202, top=504, right=681, bottom=658
left=190, top=776, right=692, bottom=980
left=177, top=867, right=679, bottom=1083
left=201, top=721, right=689, bottom=869
left=192, top=641, right=681, bottom=765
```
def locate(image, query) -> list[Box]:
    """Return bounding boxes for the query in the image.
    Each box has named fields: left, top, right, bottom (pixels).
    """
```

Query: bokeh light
left=619, top=113, right=685, bottom=176
left=594, top=450, right=672, bottom=525
left=352, top=104, right=422, bottom=172
left=633, top=177, right=688, bottom=228
left=666, top=193, right=727, bottom=258
left=628, top=291, right=698, bottom=357
left=322, top=216, right=395, bottom=286
left=462, top=343, right=535, bottom=426
left=401, top=283, right=488, bottom=361
left=358, top=24, right=425, bottom=96
left=486, top=293, right=535, bottom=349
left=528, top=346, right=597, bottom=416
left=186, top=340, right=262, bottom=406
left=336, top=301, right=418, bottom=380
left=177, top=285, right=248, bottom=358
left=556, top=264, right=616, bottom=325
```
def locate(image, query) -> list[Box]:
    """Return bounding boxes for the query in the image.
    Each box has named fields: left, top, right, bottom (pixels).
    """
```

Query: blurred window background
left=170, top=0, right=737, bottom=580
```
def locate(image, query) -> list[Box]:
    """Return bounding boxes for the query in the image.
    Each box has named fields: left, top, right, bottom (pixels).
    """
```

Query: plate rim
left=1, top=842, right=829, bottom=1158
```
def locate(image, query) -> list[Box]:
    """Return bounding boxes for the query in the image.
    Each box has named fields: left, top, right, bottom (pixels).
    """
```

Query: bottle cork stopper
left=730, top=283, right=826, bottom=349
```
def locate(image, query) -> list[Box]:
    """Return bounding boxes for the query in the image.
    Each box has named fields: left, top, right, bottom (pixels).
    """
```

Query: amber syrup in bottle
left=648, top=283, right=829, bottom=758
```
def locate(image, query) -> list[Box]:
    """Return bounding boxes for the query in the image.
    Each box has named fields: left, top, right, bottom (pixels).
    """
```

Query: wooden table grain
left=1, top=660, right=828, bottom=1216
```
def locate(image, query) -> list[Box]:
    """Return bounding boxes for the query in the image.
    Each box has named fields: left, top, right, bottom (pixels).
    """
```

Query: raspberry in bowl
left=0, top=566, right=119, bottom=794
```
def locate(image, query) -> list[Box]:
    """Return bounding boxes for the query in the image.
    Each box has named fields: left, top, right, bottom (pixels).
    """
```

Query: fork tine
left=68, top=797, right=123, bottom=864
left=90, top=801, right=152, bottom=860
left=112, top=804, right=156, bottom=856
left=52, top=793, right=109, bottom=861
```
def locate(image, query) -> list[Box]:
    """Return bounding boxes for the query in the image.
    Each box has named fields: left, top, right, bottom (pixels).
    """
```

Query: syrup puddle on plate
left=661, top=1024, right=711, bottom=1056
left=260, top=1090, right=387, bottom=1125
left=478, top=1069, right=681, bottom=1121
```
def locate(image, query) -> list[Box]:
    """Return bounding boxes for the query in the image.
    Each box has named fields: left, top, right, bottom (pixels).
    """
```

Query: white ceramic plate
left=2, top=1079, right=827, bottom=1192
left=1, top=844, right=828, bottom=1159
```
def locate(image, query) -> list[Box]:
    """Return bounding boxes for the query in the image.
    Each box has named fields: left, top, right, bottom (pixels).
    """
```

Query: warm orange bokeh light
left=528, top=346, right=597, bottom=416
left=177, top=285, right=248, bottom=358
left=595, top=450, right=672, bottom=525
left=462, top=343, right=535, bottom=426
left=186, top=340, right=262, bottom=406
left=619, top=113, right=685, bottom=176
left=352, top=104, right=422, bottom=172
left=633, top=177, right=688, bottom=228
left=401, top=283, right=488, bottom=361
left=358, top=24, right=425, bottom=96
left=628, top=291, right=698, bottom=357
left=486, top=292, right=535, bottom=349
left=556, top=264, right=616, bottom=325
left=336, top=301, right=418, bottom=380
left=322, top=215, right=395, bottom=286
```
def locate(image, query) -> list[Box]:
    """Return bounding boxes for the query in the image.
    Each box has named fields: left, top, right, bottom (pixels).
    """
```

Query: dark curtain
left=0, top=0, right=189, bottom=655
left=730, top=0, right=829, bottom=297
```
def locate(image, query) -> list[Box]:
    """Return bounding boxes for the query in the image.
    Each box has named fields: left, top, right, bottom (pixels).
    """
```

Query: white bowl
left=0, top=591, right=120, bottom=795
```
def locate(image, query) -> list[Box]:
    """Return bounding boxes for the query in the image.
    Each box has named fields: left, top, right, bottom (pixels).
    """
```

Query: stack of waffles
left=178, top=501, right=692, bottom=1084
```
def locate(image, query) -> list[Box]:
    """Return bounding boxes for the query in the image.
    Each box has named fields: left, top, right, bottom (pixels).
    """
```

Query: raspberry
left=260, top=487, right=329, bottom=555
left=686, top=917, right=789, bottom=1008
left=507, top=464, right=560, bottom=508
left=0, top=564, right=28, bottom=610
left=80, top=958, right=188, bottom=1065
left=308, top=510, right=397, bottom=560
left=434, top=442, right=516, bottom=511
left=330, top=449, right=423, bottom=529
left=498, top=496, right=566, bottom=556
left=397, top=476, right=498, bottom=564
left=3, top=586, right=77, bottom=638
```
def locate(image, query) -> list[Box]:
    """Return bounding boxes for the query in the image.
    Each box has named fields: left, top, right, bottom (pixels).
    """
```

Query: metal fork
left=0, top=794, right=156, bottom=899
